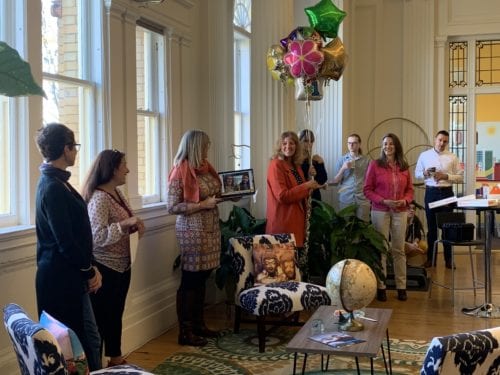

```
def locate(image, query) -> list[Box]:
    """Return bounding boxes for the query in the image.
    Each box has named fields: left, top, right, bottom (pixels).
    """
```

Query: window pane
left=137, top=115, right=159, bottom=200
left=43, top=79, right=89, bottom=189
left=449, top=95, right=467, bottom=197
left=233, top=0, right=251, bottom=32
left=42, top=0, right=81, bottom=78
left=136, top=24, right=163, bottom=204
left=136, top=26, right=154, bottom=111
left=449, top=41, right=467, bottom=88
left=0, top=96, right=10, bottom=216
left=476, top=40, right=500, bottom=86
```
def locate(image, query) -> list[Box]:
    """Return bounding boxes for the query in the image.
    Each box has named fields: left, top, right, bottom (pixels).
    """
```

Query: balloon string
left=301, top=99, right=313, bottom=281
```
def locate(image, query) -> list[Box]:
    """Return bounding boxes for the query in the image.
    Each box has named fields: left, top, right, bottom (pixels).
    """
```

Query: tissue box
left=442, top=223, right=474, bottom=241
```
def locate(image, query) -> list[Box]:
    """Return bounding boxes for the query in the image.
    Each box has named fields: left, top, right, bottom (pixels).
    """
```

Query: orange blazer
left=266, top=158, right=311, bottom=247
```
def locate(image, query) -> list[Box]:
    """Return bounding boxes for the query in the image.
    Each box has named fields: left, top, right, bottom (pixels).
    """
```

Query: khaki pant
left=371, top=210, right=408, bottom=290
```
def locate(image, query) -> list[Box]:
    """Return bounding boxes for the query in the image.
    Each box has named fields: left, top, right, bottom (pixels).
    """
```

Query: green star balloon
left=305, top=0, right=347, bottom=39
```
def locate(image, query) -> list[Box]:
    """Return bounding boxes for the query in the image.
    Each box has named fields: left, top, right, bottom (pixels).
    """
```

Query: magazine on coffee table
left=309, top=331, right=365, bottom=348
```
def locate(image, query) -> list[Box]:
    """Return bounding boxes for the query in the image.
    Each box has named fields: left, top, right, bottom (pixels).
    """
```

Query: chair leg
left=234, top=305, right=242, bottom=334
left=451, top=249, right=455, bottom=306
left=257, top=316, right=266, bottom=353
left=468, top=246, right=477, bottom=296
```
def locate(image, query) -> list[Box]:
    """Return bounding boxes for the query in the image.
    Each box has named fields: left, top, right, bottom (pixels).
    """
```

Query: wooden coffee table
left=286, top=306, right=393, bottom=375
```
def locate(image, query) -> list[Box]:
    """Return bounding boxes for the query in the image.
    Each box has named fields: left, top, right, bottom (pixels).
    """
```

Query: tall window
left=448, top=38, right=500, bottom=196
left=42, top=0, right=101, bottom=190
left=136, top=24, right=165, bottom=204
left=233, top=0, right=251, bottom=170
left=0, top=0, right=25, bottom=227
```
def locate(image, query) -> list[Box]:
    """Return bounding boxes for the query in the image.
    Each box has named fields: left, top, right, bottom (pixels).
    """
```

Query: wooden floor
left=126, top=248, right=500, bottom=372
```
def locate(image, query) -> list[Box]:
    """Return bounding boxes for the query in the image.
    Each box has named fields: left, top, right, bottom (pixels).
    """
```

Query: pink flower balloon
left=283, top=40, right=324, bottom=79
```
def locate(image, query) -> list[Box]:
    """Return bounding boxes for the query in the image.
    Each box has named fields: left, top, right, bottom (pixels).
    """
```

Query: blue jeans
left=82, top=293, right=102, bottom=370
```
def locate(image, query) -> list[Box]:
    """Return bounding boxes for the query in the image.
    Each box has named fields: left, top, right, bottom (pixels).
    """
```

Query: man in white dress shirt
left=415, top=130, right=464, bottom=269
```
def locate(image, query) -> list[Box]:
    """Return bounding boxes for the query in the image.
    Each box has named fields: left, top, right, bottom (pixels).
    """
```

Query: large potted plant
left=307, top=200, right=389, bottom=283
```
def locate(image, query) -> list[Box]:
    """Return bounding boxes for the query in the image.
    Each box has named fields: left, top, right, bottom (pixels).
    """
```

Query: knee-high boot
left=192, top=285, right=219, bottom=338
left=176, top=289, right=207, bottom=346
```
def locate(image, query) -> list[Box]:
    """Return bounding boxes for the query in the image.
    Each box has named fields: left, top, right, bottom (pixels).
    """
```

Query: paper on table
left=130, top=231, right=139, bottom=264
left=428, top=194, right=475, bottom=209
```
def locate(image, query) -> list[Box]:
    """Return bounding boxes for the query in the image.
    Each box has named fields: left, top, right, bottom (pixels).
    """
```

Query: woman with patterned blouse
left=82, top=149, right=145, bottom=367
left=167, top=130, right=222, bottom=347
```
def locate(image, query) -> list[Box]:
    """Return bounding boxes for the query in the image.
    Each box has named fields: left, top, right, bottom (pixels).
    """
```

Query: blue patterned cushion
left=230, top=234, right=331, bottom=316
left=3, top=303, right=67, bottom=375
left=3, top=303, right=155, bottom=375
left=421, top=327, right=500, bottom=374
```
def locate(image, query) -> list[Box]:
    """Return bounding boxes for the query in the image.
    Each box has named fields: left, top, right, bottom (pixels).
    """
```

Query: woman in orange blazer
left=266, top=131, right=323, bottom=274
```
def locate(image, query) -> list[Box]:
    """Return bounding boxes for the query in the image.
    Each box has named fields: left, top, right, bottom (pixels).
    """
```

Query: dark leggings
left=179, top=269, right=212, bottom=291
left=90, top=262, right=131, bottom=357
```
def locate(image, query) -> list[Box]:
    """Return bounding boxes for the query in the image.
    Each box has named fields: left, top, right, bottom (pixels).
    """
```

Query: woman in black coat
left=35, top=123, right=102, bottom=370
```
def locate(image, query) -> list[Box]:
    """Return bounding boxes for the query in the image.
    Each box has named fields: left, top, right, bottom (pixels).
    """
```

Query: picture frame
left=218, top=168, right=255, bottom=198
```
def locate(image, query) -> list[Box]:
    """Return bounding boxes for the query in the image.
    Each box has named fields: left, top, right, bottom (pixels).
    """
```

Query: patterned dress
left=167, top=173, right=221, bottom=272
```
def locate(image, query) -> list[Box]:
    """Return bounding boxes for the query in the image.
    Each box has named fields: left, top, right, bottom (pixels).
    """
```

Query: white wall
left=2, top=0, right=500, bottom=373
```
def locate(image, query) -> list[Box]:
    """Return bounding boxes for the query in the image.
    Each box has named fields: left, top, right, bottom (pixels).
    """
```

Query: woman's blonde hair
left=271, top=131, right=303, bottom=166
left=173, top=129, right=210, bottom=169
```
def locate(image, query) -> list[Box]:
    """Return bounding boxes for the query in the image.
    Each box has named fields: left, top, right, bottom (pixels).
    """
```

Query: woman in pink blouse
left=363, top=133, right=414, bottom=302
left=167, top=130, right=222, bottom=347
left=82, top=149, right=145, bottom=367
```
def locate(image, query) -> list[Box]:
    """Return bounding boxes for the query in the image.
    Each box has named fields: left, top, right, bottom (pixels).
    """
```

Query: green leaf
left=0, top=42, right=46, bottom=98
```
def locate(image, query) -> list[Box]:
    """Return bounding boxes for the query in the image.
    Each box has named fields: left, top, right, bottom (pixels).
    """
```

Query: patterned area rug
left=153, top=327, right=429, bottom=374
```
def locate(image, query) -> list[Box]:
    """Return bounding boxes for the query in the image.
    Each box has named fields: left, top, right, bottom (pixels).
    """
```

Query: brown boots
left=177, top=288, right=219, bottom=346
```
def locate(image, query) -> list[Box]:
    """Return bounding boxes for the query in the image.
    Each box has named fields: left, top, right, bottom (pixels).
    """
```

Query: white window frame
left=233, top=0, right=251, bottom=170
left=0, top=0, right=28, bottom=228
left=136, top=25, right=165, bottom=205
left=41, top=0, right=103, bottom=188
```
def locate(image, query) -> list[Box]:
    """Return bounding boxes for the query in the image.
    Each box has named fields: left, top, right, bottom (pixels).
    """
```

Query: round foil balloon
left=325, top=259, right=377, bottom=312
left=266, top=44, right=293, bottom=85
left=305, top=0, right=347, bottom=39
left=280, top=26, right=322, bottom=49
left=283, top=40, right=324, bottom=79
left=320, top=37, right=347, bottom=81
left=295, top=78, right=323, bottom=101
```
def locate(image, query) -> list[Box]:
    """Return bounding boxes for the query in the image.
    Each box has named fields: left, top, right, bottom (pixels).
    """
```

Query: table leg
left=301, top=353, right=308, bottom=375
left=355, top=357, right=360, bottom=374
left=462, top=209, right=500, bottom=318
left=292, top=353, right=297, bottom=375
left=386, top=329, right=392, bottom=375
left=370, top=358, right=374, bottom=374
left=325, top=355, right=330, bottom=371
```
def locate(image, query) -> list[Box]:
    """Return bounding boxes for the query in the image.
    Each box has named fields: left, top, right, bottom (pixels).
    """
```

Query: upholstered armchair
left=421, top=326, right=500, bottom=374
left=3, top=303, right=153, bottom=375
left=229, top=233, right=332, bottom=352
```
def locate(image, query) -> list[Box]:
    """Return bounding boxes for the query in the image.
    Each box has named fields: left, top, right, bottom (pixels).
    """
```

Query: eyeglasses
left=67, top=143, right=81, bottom=151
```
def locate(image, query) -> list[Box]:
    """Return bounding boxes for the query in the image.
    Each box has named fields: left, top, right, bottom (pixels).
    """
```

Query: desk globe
left=325, top=259, right=377, bottom=331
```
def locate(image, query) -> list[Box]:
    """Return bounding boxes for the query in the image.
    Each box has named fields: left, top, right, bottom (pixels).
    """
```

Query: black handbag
left=442, top=223, right=475, bottom=241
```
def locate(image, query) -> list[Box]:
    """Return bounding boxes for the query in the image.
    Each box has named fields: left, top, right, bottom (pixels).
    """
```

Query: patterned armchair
left=421, top=327, right=500, bottom=374
left=3, top=303, right=153, bottom=375
left=230, top=233, right=331, bottom=352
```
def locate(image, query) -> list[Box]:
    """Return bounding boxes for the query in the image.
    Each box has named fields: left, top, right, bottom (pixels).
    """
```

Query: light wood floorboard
left=126, top=248, right=500, bottom=371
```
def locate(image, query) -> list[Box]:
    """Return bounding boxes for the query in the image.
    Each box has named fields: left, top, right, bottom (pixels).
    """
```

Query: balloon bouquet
left=266, top=0, right=348, bottom=101
left=266, top=0, right=347, bottom=280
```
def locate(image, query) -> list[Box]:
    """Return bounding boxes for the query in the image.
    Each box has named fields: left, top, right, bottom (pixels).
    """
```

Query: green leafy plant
left=307, top=200, right=389, bottom=282
left=215, top=205, right=266, bottom=290
left=0, top=41, right=46, bottom=98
